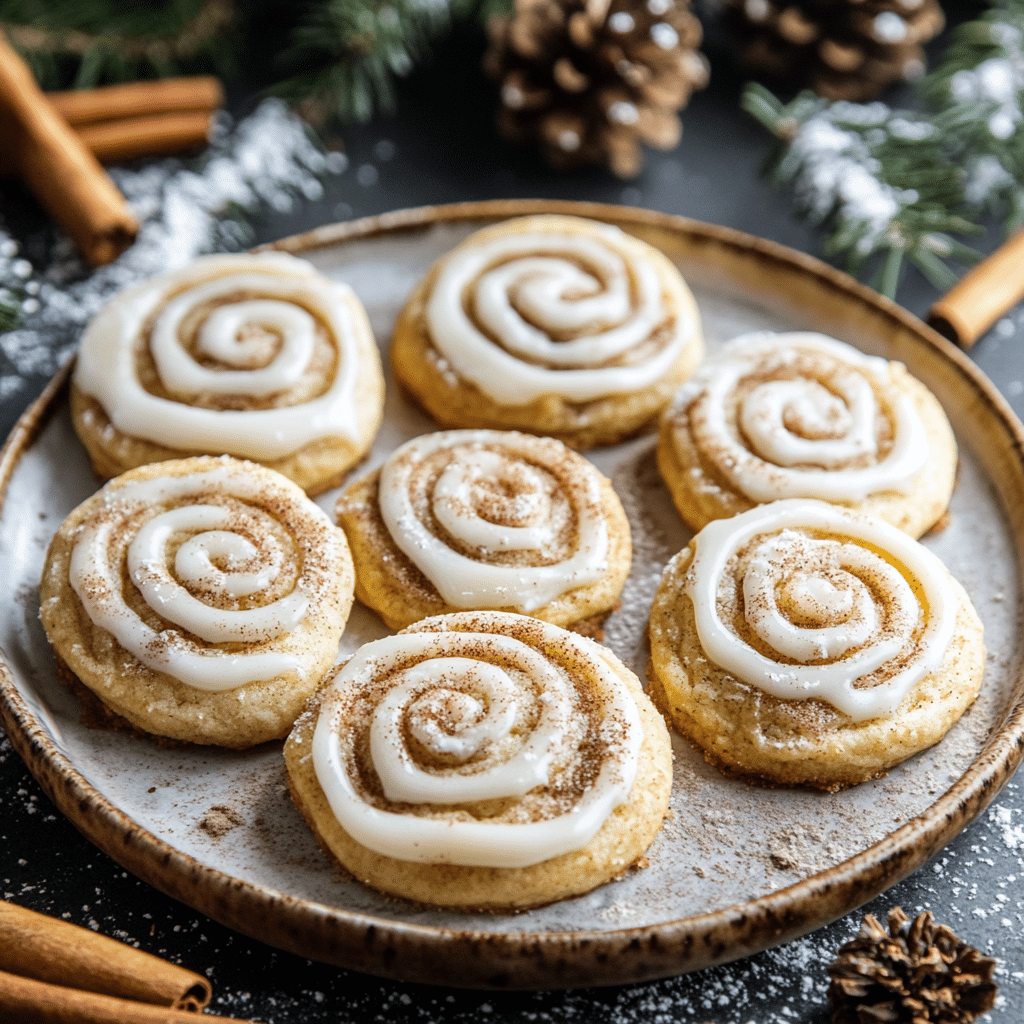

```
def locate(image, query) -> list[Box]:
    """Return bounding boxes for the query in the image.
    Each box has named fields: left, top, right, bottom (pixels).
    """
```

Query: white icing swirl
left=682, top=499, right=957, bottom=720
left=377, top=430, right=610, bottom=611
left=670, top=332, right=928, bottom=501
left=312, top=616, right=642, bottom=867
left=73, top=252, right=376, bottom=460
left=426, top=222, right=695, bottom=404
left=69, top=462, right=346, bottom=691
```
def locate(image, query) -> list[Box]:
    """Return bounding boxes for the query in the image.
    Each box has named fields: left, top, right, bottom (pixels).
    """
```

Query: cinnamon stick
left=927, top=230, right=1024, bottom=348
left=0, top=112, right=214, bottom=174
left=0, top=32, right=138, bottom=265
left=0, top=970, right=253, bottom=1024
left=76, top=111, right=214, bottom=163
left=0, top=902, right=210, bottom=1011
left=46, top=76, right=223, bottom=126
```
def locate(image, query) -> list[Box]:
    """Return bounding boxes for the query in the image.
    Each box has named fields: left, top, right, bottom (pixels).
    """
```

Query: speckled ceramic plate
left=2, top=200, right=1023, bottom=989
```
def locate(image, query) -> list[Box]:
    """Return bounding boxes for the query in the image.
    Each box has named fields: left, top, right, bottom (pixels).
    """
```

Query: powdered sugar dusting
left=991, top=803, right=1024, bottom=851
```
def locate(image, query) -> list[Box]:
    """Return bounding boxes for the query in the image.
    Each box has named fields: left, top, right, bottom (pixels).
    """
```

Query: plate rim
left=2, top=198, right=1024, bottom=990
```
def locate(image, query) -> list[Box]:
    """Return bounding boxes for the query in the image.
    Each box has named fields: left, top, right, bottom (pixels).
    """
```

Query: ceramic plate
left=2, top=200, right=1023, bottom=989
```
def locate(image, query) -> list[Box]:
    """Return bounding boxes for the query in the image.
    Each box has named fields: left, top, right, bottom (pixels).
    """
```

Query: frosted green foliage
left=743, top=2, right=1024, bottom=296
left=743, top=86, right=980, bottom=298
left=924, top=2, right=1024, bottom=230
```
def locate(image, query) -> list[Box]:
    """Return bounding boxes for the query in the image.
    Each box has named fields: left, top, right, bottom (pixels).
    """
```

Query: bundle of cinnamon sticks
left=0, top=74, right=223, bottom=172
left=0, top=900, right=256, bottom=1022
left=0, top=30, right=222, bottom=266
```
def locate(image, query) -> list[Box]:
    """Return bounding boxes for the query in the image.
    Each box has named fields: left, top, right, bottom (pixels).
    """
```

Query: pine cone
left=828, top=907, right=999, bottom=1024
left=725, top=0, right=945, bottom=101
left=484, top=0, right=709, bottom=177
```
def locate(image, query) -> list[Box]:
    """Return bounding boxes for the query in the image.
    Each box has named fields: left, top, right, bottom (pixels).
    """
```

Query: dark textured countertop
left=2, top=30, right=1023, bottom=1022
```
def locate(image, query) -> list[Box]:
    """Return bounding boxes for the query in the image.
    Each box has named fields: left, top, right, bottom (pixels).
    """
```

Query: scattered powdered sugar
left=0, top=99, right=345, bottom=409
left=990, top=804, right=1024, bottom=851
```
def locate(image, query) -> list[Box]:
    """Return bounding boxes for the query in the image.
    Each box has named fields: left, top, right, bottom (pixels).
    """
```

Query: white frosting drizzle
left=69, top=463, right=343, bottom=691
left=312, top=620, right=642, bottom=867
left=682, top=499, right=958, bottom=720
left=671, top=332, right=929, bottom=501
left=377, top=430, right=610, bottom=611
left=370, top=655, right=567, bottom=804
left=153, top=290, right=317, bottom=397
left=127, top=506, right=308, bottom=643
left=425, top=224, right=694, bottom=404
left=73, top=252, right=373, bottom=460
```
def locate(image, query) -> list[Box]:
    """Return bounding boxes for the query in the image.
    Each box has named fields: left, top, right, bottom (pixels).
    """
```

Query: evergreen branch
left=743, top=86, right=982, bottom=297
left=0, top=0, right=481, bottom=125
left=922, top=1, right=1024, bottom=234
left=272, top=0, right=469, bottom=123
left=741, top=1, right=1024, bottom=297
left=0, top=0, right=233, bottom=88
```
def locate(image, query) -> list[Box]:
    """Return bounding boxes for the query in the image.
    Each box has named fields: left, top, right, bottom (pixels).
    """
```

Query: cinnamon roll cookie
left=284, top=611, right=672, bottom=910
left=71, top=252, right=385, bottom=495
left=335, top=430, right=631, bottom=633
left=40, top=456, right=355, bottom=748
left=648, top=500, right=985, bottom=790
left=390, top=214, right=704, bottom=449
left=657, top=331, right=957, bottom=537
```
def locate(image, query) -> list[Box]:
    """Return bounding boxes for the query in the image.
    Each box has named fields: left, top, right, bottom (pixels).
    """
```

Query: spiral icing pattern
left=682, top=500, right=957, bottom=720
left=377, top=430, right=611, bottom=612
left=668, top=332, right=929, bottom=502
left=425, top=220, right=696, bottom=404
left=68, top=460, right=350, bottom=692
left=311, top=613, right=642, bottom=867
left=73, top=252, right=379, bottom=461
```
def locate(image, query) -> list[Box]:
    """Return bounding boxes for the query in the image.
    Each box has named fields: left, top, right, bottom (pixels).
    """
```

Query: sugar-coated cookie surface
left=657, top=331, right=957, bottom=537
left=648, top=500, right=985, bottom=791
left=335, top=429, right=631, bottom=632
left=390, top=214, right=704, bottom=449
left=40, top=456, right=355, bottom=748
left=71, top=252, right=385, bottom=495
left=284, top=611, right=672, bottom=911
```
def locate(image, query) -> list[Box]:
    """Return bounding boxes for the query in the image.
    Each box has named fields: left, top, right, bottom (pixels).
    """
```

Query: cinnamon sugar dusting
left=722, top=528, right=921, bottom=687
left=199, top=804, right=245, bottom=838
left=309, top=612, right=643, bottom=865
left=65, top=458, right=350, bottom=691
left=137, top=287, right=341, bottom=411
left=668, top=333, right=929, bottom=506
left=678, top=500, right=959, bottom=722
left=372, top=431, right=612, bottom=613
left=398, top=439, right=580, bottom=566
